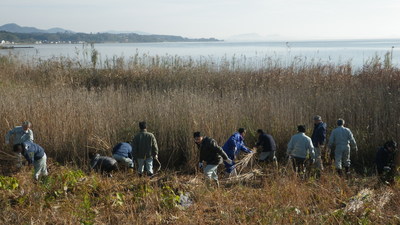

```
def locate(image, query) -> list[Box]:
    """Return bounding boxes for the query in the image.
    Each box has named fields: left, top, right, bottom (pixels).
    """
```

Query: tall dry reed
left=0, top=53, right=399, bottom=172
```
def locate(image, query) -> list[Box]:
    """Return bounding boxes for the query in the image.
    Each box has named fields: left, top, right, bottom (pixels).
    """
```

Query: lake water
left=1, top=39, right=399, bottom=69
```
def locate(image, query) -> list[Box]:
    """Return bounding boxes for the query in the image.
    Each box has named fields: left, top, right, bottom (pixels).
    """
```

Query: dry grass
left=1, top=53, right=399, bottom=170
left=0, top=53, right=399, bottom=224
left=0, top=162, right=399, bottom=224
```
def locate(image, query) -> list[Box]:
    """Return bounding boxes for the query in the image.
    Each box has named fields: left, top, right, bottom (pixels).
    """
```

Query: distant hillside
left=0, top=23, right=220, bottom=43
left=0, top=23, right=72, bottom=34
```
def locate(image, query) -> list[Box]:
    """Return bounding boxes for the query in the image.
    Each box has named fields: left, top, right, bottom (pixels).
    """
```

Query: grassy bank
left=0, top=162, right=399, bottom=224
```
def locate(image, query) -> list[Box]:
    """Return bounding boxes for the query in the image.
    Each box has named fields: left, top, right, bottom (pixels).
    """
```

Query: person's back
left=133, top=130, right=158, bottom=159
left=287, top=125, right=315, bottom=173
left=131, top=121, right=159, bottom=176
left=328, top=119, right=357, bottom=175
left=257, top=132, right=276, bottom=152
left=22, top=141, right=45, bottom=163
left=329, top=126, right=356, bottom=150
left=287, top=133, right=314, bottom=159
left=311, top=121, right=326, bottom=147
left=112, top=142, right=134, bottom=168
left=112, top=142, right=133, bottom=158
left=90, top=154, right=118, bottom=173
left=14, top=141, right=48, bottom=180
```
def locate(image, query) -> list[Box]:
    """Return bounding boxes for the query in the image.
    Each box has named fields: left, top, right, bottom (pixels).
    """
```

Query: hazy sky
left=1, top=0, right=399, bottom=40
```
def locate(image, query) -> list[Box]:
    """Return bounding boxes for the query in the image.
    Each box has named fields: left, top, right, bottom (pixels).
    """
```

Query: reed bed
left=1, top=53, right=399, bottom=171
left=0, top=53, right=399, bottom=224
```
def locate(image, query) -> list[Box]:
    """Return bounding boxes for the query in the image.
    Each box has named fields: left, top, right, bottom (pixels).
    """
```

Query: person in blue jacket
left=222, top=128, right=252, bottom=176
left=311, top=115, right=327, bottom=170
left=112, top=142, right=134, bottom=168
left=13, top=141, right=48, bottom=181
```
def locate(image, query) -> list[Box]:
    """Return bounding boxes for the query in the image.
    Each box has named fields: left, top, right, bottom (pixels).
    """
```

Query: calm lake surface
left=1, top=39, right=399, bottom=69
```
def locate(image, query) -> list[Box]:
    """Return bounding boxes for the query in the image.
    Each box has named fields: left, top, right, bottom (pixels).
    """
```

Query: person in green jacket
left=131, top=121, right=159, bottom=177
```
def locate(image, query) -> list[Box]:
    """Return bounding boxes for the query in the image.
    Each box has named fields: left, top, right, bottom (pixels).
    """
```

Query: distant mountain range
left=0, top=23, right=74, bottom=34
left=0, top=23, right=220, bottom=43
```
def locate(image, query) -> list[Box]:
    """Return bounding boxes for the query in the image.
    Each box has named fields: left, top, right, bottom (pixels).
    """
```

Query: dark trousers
left=291, top=157, right=306, bottom=173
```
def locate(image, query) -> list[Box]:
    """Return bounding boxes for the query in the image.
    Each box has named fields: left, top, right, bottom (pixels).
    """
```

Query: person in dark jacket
left=375, top=140, right=397, bottom=183
left=112, top=142, right=134, bottom=168
left=222, top=128, right=252, bottom=175
left=254, top=129, right=276, bottom=163
left=194, top=131, right=231, bottom=186
left=89, top=152, right=118, bottom=175
left=13, top=141, right=48, bottom=180
left=311, top=115, right=327, bottom=170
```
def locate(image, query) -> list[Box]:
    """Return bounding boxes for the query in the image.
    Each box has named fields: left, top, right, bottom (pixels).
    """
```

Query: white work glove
left=224, top=159, right=233, bottom=164
left=272, top=156, right=277, bottom=161
left=154, top=155, right=158, bottom=159
left=198, top=162, right=203, bottom=169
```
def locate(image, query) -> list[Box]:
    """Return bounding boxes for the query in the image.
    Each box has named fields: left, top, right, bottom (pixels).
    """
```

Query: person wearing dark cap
left=131, top=121, right=159, bottom=177
left=222, top=128, right=252, bottom=176
left=328, top=118, right=358, bottom=175
left=375, top=140, right=398, bottom=183
left=287, top=125, right=315, bottom=173
left=194, top=131, right=231, bottom=187
left=254, top=129, right=276, bottom=163
left=13, top=141, right=48, bottom=181
left=311, top=115, right=327, bottom=171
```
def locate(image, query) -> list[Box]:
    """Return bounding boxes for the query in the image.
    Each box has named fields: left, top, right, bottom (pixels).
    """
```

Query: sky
left=1, top=0, right=400, bottom=40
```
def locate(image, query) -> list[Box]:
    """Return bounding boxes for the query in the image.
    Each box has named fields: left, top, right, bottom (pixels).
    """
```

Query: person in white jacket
left=5, top=121, right=34, bottom=145
left=5, top=121, right=34, bottom=168
left=287, top=125, right=315, bottom=173
left=328, top=119, right=358, bottom=175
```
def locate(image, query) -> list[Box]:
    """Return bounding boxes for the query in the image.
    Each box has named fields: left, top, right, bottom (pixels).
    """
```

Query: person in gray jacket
left=287, top=125, right=315, bottom=173
left=328, top=118, right=358, bottom=175
left=5, top=121, right=34, bottom=145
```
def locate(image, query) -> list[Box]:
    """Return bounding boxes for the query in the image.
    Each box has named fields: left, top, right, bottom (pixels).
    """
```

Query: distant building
left=1, top=40, right=5, bottom=45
